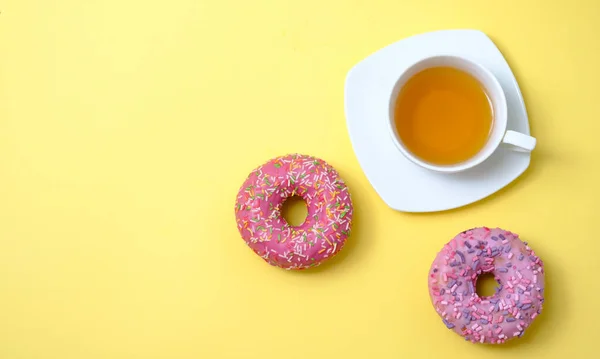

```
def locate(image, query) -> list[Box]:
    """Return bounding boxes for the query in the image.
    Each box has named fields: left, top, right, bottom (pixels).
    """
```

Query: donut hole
left=476, top=272, right=499, bottom=298
left=281, top=195, right=308, bottom=227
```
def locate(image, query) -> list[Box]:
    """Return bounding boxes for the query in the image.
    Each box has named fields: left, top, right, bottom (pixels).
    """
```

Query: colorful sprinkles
left=234, top=154, right=353, bottom=270
left=428, top=227, right=545, bottom=344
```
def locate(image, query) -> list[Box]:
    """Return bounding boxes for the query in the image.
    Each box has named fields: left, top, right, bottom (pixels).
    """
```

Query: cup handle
left=502, top=130, right=536, bottom=152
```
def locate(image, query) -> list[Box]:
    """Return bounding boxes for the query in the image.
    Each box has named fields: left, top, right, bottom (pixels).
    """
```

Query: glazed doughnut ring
left=428, top=227, right=545, bottom=344
left=234, top=154, right=353, bottom=270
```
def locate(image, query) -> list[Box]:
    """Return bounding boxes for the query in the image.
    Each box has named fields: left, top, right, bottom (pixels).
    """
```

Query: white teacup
left=387, top=55, right=536, bottom=173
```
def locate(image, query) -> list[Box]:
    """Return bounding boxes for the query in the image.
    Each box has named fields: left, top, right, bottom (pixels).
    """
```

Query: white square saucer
left=344, top=30, right=532, bottom=212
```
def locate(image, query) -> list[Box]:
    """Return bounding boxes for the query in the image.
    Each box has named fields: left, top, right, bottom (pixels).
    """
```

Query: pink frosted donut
left=428, top=227, right=545, bottom=344
left=234, top=154, right=353, bottom=270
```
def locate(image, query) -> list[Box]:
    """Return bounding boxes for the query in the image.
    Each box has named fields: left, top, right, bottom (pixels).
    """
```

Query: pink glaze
left=235, top=154, right=353, bottom=270
left=429, top=227, right=545, bottom=344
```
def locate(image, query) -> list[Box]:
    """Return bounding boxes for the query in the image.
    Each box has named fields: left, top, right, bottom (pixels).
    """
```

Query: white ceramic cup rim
left=388, top=55, right=511, bottom=173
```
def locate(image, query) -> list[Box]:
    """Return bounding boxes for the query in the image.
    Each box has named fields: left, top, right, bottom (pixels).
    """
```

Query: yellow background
left=0, top=1, right=598, bottom=358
